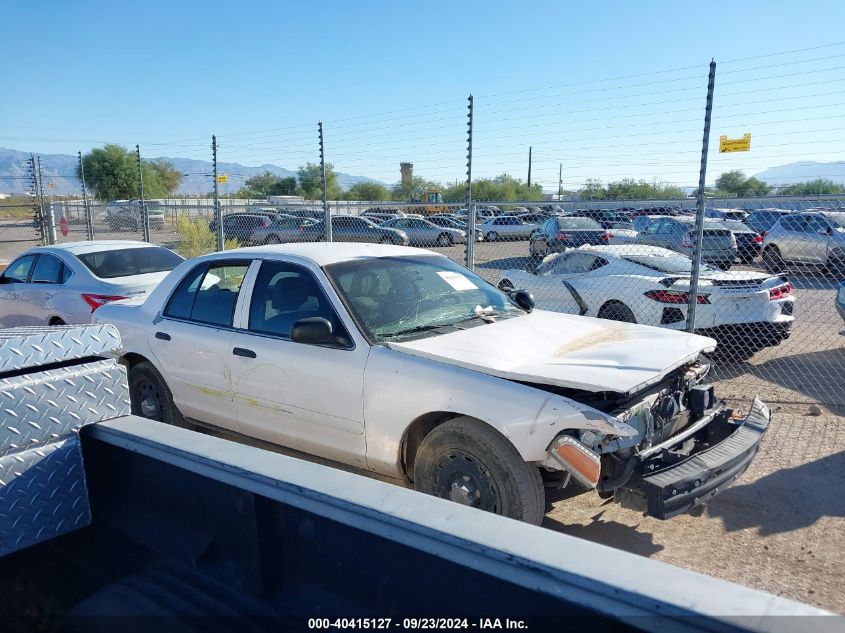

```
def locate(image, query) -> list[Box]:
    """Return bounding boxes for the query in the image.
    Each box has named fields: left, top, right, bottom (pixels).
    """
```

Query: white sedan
left=95, top=243, right=772, bottom=524
left=0, top=241, right=184, bottom=327
left=499, top=244, right=794, bottom=359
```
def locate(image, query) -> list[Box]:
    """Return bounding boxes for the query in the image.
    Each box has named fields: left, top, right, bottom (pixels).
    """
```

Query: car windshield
left=558, top=217, right=601, bottom=230
left=622, top=253, right=717, bottom=274
left=325, top=254, right=524, bottom=343
left=76, top=246, right=184, bottom=279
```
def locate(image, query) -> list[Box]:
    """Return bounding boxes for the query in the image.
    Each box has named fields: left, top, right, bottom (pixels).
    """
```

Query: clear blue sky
left=3, top=0, right=844, bottom=191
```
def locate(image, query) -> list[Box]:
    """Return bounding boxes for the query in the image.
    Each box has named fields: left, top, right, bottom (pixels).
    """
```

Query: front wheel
left=128, top=361, right=187, bottom=428
left=486, top=231, right=499, bottom=242
left=265, top=234, right=281, bottom=245
left=436, top=233, right=452, bottom=247
left=530, top=238, right=548, bottom=258
left=763, top=246, right=784, bottom=273
left=413, top=416, right=545, bottom=525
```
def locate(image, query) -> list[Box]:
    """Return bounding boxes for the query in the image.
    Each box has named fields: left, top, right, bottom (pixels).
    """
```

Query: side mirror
left=513, top=289, right=535, bottom=313
left=291, top=317, right=333, bottom=345
left=0, top=276, right=8, bottom=285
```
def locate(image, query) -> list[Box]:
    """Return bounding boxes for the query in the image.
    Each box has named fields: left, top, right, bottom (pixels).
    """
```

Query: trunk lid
left=386, top=310, right=716, bottom=395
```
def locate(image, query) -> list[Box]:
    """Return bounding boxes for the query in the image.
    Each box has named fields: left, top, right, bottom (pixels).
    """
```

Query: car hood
left=386, top=310, right=716, bottom=395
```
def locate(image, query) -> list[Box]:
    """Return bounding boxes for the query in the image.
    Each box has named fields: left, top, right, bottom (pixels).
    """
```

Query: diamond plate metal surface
left=0, top=359, right=129, bottom=454
left=0, top=438, right=91, bottom=556
left=0, top=324, right=121, bottom=374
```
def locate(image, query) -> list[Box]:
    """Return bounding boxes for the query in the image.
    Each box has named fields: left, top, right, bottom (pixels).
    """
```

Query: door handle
left=232, top=347, right=256, bottom=358
left=155, top=331, right=171, bottom=341
left=43, top=293, right=54, bottom=300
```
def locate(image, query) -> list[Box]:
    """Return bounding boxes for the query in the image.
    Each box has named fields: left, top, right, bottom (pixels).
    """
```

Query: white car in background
left=0, top=241, right=184, bottom=327
left=95, top=243, right=771, bottom=525
left=498, top=245, right=794, bottom=359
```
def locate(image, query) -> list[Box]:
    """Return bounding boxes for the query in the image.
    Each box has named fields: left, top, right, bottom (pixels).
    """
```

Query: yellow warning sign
left=719, top=133, right=751, bottom=153
left=48, top=181, right=56, bottom=189
left=216, top=174, right=228, bottom=184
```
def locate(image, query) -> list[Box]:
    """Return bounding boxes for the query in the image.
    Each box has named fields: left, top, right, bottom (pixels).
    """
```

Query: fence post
left=465, top=95, right=475, bottom=270
left=212, top=135, right=223, bottom=251
left=135, top=145, right=150, bottom=242
left=319, top=121, right=331, bottom=242
left=78, top=151, right=93, bottom=240
left=37, top=156, right=56, bottom=245
left=28, top=155, right=44, bottom=244
left=687, top=60, right=716, bottom=333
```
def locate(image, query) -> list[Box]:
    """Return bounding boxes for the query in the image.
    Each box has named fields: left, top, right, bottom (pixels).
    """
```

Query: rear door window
left=164, top=261, right=250, bottom=327
left=30, top=254, right=65, bottom=284
left=76, top=247, right=183, bottom=279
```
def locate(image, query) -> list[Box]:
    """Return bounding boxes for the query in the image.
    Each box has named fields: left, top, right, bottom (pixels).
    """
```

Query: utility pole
left=465, top=95, right=475, bottom=270
left=319, top=122, right=331, bottom=242
left=558, top=163, right=563, bottom=200
left=687, top=60, right=717, bottom=333
left=527, top=146, right=532, bottom=188
left=212, top=135, right=223, bottom=251
left=37, top=156, right=55, bottom=245
left=78, top=151, right=93, bottom=240
left=28, top=155, right=44, bottom=244
left=135, top=144, right=149, bottom=242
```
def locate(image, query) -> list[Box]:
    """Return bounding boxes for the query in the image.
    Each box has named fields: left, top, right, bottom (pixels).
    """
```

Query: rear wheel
left=763, top=246, right=784, bottom=273
left=414, top=417, right=545, bottom=525
left=128, top=361, right=187, bottom=428
left=379, top=236, right=392, bottom=244
left=827, top=251, right=845, bottom=277
left=49, top=317, right=66, bottom=326
left=530, top=238, right=548, bottom=258
left=597, top=301, right=636, bottom=323
left=486, top=231, right=499, bottom=242
left=436, top=233, right=452, bottom=247
left=264, top=234, right=281, bottom=245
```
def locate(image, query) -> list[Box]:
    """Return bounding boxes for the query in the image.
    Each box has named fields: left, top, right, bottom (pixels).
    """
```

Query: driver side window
left=248, top=261, right=349, bottom=345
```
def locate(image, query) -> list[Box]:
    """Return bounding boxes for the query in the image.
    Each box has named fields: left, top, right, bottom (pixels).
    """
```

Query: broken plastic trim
left=548, top=436, right=601, bottom=489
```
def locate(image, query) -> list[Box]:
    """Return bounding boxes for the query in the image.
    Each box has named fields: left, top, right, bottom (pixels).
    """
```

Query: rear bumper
left=617, top=398, right=770, bottom=519
left=696, top=320, right=793, bottom=346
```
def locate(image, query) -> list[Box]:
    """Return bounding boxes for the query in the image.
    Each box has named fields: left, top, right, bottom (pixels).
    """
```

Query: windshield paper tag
left=437, top=271, right=478, bottom=291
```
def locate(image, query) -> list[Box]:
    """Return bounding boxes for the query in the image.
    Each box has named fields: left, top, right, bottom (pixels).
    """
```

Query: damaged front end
left=544, top=359, right=771, bottom=519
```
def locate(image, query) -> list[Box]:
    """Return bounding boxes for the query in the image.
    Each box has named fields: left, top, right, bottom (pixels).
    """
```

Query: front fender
left=362, top=346, right=636, bottom=476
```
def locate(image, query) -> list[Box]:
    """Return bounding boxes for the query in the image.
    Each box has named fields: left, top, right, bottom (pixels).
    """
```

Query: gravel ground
left=4, top=218, right=844, bottom=610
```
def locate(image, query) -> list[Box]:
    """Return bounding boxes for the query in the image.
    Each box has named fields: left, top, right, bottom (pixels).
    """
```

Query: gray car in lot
left=251, top=215, right=318, bottom=244
left=635, top=216, right=737, bottom=269
left=303, top=215, right=409, bottom=245
left=478, top=215, right=540, bottom=241
left=762, top=211, right=845, bottom=275
left=380, top=217, right=466, bottom=246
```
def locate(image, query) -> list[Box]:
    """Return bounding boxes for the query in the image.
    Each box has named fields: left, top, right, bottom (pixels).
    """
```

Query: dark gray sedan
left=252, top=215, right=318, bottom=244
left=528, top=216, right=609, bottom=257
left=303, top=215, right=409, bottom=245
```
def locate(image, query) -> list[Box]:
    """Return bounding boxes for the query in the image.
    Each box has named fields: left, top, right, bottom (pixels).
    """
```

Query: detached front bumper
left=617, top=398, right=771, bottom=519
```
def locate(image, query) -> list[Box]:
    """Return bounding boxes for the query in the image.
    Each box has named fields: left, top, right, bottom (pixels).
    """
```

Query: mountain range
left=0, top=147, right=379, bottom=196
left=1, top=146, right=843, bottom=196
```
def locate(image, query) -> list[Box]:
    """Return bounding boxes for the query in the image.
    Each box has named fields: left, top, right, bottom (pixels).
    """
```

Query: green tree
left=715, top=170, right=748, bottom=196
left=439, top=174, right=542, bottom=202
left=578, top=179, right=606, bottom=199
left=743, top=177, right=771, bottom=196
left=78, top=144, right=138, bottom=200
left=343, top=181, right=391, bottom=201
left=271, top=176, right=298, bottom=195
left=78, top=144, right=176, bottom=200
left=390, top=175, right=443, bottom=201
left=297, top=162, right=341, bottom=199
left=148, top=159, right=182, bottom=195
left=779, top=178, right=845, bottom=195
left=242, top=171, right=282, bottom=196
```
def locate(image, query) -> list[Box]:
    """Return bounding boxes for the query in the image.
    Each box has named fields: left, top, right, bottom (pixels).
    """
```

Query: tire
left=486, top=231, right=499, bottom=242
left=763, top=246, right=784, bottom=273
left=597, top=301, right=636, bottom=323
left=827, top=251, right=845, bottom=278
left=128, top=361, right=187, bottom=428
left=49, top=317, right=66, bottom=326
left=265, top=234, right=281, bottom=245
left=436, top=233, right=452, bottom=247
left=530, top=238, right=548, bottom=258
left=379, top=236, right=391, bottom=244
left=413, top=416, right=545, bottom=525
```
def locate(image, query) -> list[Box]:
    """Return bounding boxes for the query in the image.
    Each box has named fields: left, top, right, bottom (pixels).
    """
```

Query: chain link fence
left=1, top=47, right=844, bottom=411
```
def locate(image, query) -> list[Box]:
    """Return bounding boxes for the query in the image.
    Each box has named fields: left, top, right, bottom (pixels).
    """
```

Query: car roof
left=209, top=242, right=437, bottom=266
left=24, top=240, right=157, bottom=256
